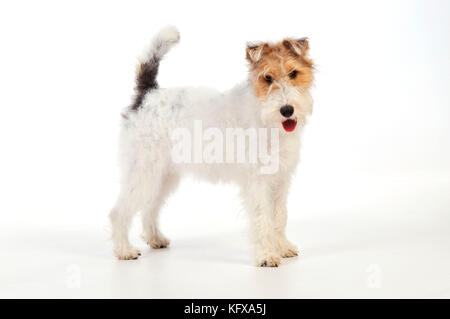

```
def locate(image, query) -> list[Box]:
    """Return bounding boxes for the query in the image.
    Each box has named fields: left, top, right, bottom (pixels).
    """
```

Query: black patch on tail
left=130, top=57, right=159, bottom=111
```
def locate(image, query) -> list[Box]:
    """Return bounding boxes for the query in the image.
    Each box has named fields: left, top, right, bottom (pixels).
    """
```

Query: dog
left=109, top=26, right=314, bottom=267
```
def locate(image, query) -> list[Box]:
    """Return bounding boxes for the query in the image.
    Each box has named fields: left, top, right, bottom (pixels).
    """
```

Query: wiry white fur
left=141, top=25, right=180, bottom=62
left=109, top=27, right=313, bottom=266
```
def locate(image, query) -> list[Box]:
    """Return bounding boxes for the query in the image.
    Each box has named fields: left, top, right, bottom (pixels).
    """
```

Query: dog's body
left=110, top=26, right=314, bottom=267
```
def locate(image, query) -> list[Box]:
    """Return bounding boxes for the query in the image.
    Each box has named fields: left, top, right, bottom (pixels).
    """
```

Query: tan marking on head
left=246, top=42, right=269, bottom=64
left=246, top=38, right=314, bottom=98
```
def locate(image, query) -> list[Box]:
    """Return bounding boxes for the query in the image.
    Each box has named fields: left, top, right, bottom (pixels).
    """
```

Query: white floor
left=1, top=172, right=449, bottom=299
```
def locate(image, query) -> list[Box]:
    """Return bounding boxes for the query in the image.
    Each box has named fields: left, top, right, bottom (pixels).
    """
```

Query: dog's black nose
left=280, top=105, right=294, bottom=118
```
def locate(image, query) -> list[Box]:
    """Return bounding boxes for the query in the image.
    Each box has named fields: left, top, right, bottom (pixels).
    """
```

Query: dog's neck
left=225, top=80, right=267, bottom=128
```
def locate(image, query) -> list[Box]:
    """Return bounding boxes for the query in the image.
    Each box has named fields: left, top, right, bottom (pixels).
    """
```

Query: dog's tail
left=130, top=26, right=180, bottom=111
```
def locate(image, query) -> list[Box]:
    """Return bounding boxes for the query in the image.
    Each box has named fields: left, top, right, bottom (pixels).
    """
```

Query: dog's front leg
left=273, top=180, right=299, bottom=258
left=243, top=179, right=281, bottom=267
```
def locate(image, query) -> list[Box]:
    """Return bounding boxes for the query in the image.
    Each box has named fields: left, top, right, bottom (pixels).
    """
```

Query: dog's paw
left=146, top=235, right=170, bottom=249
left=115, top=247, right=141, bottom=260
left=257, top=255, right=281, bottom=267
left=278, top=239, right=299, bottom=258
left=281, top=247, right=298, bottom=258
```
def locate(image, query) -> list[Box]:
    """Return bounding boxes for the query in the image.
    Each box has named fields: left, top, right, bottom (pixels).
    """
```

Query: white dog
left=109, top=26, right=314, bottom=267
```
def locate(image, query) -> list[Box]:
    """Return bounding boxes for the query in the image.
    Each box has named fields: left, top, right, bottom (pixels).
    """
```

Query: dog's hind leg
left=141, top=172, right=180, bottom=249
left=109, top=185, right=144, bottom=260
left=109, top=159, right=163, bottom=260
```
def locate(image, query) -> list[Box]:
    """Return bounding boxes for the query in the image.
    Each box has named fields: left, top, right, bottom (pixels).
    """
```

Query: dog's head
left=246, top=38, right=314, bottom=133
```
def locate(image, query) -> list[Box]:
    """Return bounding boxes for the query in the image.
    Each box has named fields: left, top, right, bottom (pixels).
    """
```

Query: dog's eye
left=289, top=70, right=298, bottom=79
left=264, top=75, right=273, bottom=83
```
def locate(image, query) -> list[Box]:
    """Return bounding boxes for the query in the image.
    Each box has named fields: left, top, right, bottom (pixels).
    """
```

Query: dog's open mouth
left=282, top=119, right=297, bottom=132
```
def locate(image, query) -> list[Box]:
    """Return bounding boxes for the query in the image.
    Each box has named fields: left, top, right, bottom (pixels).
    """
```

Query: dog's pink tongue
left=282, top=119, right=297, bottom=132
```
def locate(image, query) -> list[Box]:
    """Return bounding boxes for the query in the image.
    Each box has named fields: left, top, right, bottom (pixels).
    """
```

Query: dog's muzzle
left=280, top=105, right=297, bottom=132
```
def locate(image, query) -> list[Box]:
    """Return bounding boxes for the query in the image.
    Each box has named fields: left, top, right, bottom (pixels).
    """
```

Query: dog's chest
left=278, top=136, right=301, bottom=171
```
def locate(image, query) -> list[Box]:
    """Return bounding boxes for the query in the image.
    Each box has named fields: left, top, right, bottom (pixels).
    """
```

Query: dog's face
left=246, top=38, right=314, bottom=133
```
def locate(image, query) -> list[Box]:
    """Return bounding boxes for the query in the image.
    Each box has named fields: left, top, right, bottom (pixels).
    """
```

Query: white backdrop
left=0, top=0, right=449, bottom=298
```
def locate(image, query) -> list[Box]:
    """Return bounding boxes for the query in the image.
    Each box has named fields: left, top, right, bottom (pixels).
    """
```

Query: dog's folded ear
left=282, top=38, right=309, bottom=57
left=246, top=42, right=268, bottom=64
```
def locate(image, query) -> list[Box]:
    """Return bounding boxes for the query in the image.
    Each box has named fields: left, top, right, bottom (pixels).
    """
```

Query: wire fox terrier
left=109, top=26, right=314, bottom=267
